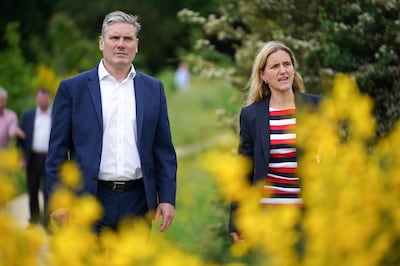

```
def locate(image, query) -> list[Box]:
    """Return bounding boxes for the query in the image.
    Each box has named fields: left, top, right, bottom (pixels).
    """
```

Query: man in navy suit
left=46, top=10, right=177, bottom=233
left=18, top=88, right=52, bottom=225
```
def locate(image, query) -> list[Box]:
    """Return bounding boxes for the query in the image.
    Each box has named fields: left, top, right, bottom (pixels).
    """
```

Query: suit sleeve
left=153, top=83, right=177, bottom=205
left=46, top=81, right=72, bottom=198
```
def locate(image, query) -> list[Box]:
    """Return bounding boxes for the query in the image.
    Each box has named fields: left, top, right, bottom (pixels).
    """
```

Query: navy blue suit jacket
left=46, top=66, right=177, bottom=211
left=229, top=91, right=322, bottom=233
left=18, top=109, right=37, bottom=164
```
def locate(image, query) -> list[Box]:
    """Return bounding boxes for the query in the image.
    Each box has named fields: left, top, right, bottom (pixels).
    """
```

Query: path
left=6, top=192, right=43, bottom=227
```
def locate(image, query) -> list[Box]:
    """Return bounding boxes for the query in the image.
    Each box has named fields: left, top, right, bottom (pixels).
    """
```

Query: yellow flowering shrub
left=1, top=73, right=400, bottom=265
left=202, top=73, right=400, bottom=265
left=0, top=148, right=46, bottom=266
left=31, top=64, right=75, bottom=96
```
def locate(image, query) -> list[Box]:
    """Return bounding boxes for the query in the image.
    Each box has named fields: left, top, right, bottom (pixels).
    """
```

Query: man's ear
left=99, top=36, right=104, bottom=51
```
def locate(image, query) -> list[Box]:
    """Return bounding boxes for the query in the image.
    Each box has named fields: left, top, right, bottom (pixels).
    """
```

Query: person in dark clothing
left=229, top=41, right=322, bottom=242
left=18, top=88, right=52, bottom=225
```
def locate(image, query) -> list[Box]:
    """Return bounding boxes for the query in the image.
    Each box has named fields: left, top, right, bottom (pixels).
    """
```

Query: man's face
left=36, top=91, right=51, bottom=111
left=99, top=22, right=139, bottom=71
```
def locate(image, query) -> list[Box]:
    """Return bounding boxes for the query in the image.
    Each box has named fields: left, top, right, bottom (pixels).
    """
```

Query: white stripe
left=270, top=148, right=296, bottom=154
left=268, top=173, right=299, bottom=180
left=269, top=118, right=296, bottom=125
left=269, top=107, right=296, bottom=111
left=260, top=198, right=303, bottom=205
left=268, top=162, right=297, bottom=168
left=265, top=185, right=300, bottom=193
left=270, top=133, right=296, bottom=140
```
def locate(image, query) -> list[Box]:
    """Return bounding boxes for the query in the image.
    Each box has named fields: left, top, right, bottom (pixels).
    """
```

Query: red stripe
left=269, top=109, right=296, bottom=116
left=269, top=167, right=297, bottom=173
left=267, top=176, right=299, bottom=184
left=270, top=152, right=297, bottom=158
left=270, top=139, right=296, bottom=145
left=270, top=124, right=295, bottom=131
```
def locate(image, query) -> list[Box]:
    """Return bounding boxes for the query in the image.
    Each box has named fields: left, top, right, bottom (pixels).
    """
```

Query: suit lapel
left=134, top=73, right=144, bottom=143
left=27, top=110, right=36, bottom=148
left=87, top=67, right=103, bottom=131
left=257, top=98, right=270, bottom=168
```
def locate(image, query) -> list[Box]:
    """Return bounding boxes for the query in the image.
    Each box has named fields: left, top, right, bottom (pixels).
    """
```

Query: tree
left=0, top=22, right=34, bottom=116
left=30, top=13, right=100, bottom=75
left=36, top=0, right=220, bottom=74
left=1, top=0, right=220, bottom=75
left=179, top=0, right=400, bottom=136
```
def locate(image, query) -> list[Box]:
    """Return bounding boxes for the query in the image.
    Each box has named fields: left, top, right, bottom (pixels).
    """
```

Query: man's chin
left=113, top=60, right=133, bottom=69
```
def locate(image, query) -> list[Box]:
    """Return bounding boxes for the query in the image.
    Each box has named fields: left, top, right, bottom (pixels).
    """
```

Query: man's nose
left=116, top=38, right=125, bottom=46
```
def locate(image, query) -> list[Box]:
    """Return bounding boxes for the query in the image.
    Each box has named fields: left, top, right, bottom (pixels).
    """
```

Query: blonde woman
left=229, top=41, right=322, bottom=242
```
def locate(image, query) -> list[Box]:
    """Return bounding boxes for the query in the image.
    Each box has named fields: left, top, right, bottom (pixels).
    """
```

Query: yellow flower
left=59, top=161, right=82, bottom=189
left=201, top=150, right=252, bottom=201
left=0, top=148, right=20, bottom=173
left=70, top=194, right=103, bottom=227
left=48, top=187, right=75, bottom=212
left=0, top=175, right=16, bottom=204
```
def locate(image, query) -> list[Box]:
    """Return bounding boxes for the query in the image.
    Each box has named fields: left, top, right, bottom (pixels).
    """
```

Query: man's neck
left=103, top=62, right=131, bottom=83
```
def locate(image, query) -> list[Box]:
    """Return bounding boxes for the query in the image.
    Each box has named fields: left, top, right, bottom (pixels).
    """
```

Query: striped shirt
left=261, top=107, right=303, bottom=206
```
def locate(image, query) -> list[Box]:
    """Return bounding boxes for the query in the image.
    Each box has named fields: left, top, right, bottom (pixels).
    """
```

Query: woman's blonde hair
left=245, top=41, right=305, bottom=105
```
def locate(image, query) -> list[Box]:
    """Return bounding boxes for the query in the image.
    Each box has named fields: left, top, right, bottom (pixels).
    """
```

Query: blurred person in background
left=229, top=41, right=322, bottom=242
left=174, top=62, right=191, bottom=91
left=46, top=10, right=177, bottom=234
left=18, top=88, right=52, bottom=225
left=0, top=86, right=25, bottom=149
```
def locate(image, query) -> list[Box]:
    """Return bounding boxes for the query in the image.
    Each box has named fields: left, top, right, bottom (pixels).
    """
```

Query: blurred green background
left=1, top=0, right=400, bottom=264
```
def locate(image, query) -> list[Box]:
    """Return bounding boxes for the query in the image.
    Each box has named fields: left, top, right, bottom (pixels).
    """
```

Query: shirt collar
left=98, top=59, right=136, bottom=81
left=36, top=106, right=51, bottom=115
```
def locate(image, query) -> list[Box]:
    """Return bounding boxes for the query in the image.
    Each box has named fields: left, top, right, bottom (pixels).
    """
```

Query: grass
left=160, top=68, right=242, bottom=147
left=156, top=70, right=243, bottom=262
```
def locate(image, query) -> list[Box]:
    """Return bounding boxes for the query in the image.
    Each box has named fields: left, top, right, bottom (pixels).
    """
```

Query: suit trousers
left=27, top=152, right=48, bottom=224
left=94, top=180, right=149, bottom=233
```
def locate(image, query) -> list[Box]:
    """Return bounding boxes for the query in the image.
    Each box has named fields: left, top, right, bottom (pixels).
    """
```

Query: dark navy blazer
left=17, top=109, right=37, bottom=165
left=46, top=66, right=177, bottom=211
left=229, top=91, right=322, bottom=233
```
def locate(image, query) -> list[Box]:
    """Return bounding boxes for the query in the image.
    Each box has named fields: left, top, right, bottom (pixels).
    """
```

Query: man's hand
left=152, top=202, right=174, bottom=232
left=230, top=232, right=244, bottom=242
left=13, top=126, right=26, bottom=139
left=50, top=208, right=70, bottom=227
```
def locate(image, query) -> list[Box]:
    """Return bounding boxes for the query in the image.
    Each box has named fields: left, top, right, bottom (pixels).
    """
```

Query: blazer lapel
left=87, top=67, right=103, bottom=131
left=257, top=98, right=270, bottom=168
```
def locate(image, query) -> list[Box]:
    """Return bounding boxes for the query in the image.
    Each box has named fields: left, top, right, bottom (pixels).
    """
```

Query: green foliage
left=162, top=69, right=241, bottom=147
left=164, top=155, right=233, bottom=264
left=30, top=13, right=100, bottom=75
left=0, top=22, right=34, bottom=116
left=157, top=71, right=241, bottom=263
left=179, top=0, right=400, bottom=136
left=1, top=0, right=221, bottom=75
left=315, top=1, right=400, bottom=136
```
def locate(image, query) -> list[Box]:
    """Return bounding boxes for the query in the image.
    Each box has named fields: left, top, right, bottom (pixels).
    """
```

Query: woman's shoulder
left=241, top=98, right=268, bottom=116
left=297, top=91, right=323, bottom=106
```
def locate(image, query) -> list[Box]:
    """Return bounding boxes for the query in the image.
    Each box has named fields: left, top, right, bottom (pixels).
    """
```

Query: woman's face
left=260, top=49, right=294, bottom=94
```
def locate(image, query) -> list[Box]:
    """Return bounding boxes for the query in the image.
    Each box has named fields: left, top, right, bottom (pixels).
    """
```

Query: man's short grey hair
left=0, top=87, right=7, bottom=98
left=101, top=10, right=141, bottom=37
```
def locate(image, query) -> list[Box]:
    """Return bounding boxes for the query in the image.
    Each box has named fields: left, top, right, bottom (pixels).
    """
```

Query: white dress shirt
left=98, top=60, right=142, bottom=181
left=32, top=107, right=51, bottom=153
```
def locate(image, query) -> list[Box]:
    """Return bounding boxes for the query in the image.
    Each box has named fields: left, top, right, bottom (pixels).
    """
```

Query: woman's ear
left=260, top=70, right=266, bottom=81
